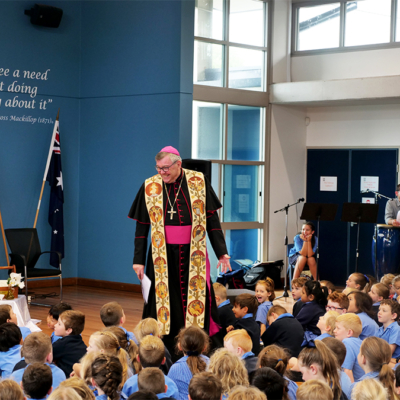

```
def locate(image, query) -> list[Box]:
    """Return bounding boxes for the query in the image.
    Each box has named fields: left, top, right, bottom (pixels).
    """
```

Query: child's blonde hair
left=255, top=278, right=275, bottom=301
left=381, top=273, right=395, bottom=288
left=89, top=331, right=130, bottom=388
left=227, top=386, right=266, bottom=400
left=291, top=277, right=308, bottom=288
left=320, top=280, right=336, bottom=294
left=298, top=340, right=342, bottom=400
left=342, top=287, right=360, bottom=296
left=296, top=380, right=333, bottom=400
left=324, top=311, right=340, bottom=335
left=213, top=282, right=227, bottom=300
left=359, top=337, right=396, bottom=400
left=48, top=387, right=82, bottom=400
left=138, top=335, right=165, bottom=367
left=392, top=275, right=400, bottom=286
left=335, top=313, right=362, bottom=337
left=223, top=329, right=252, bottom=353
left=134, top=318, right=160, bottom=343
left=351, top=379, right=388, bottom=400
left=58, top=377, right=96, bottom=400
left=207, top=349, right=249, bottom=395
left=0, top=379, right=24, bottom=400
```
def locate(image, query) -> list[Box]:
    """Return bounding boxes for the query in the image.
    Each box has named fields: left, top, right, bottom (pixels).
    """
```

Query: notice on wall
left=362, top=197, right=375, bottom=204
left=0, top=66, right=54, bottom=124
left=238, top=194, right=249, bottom=213
left=320, top=176, right=337, bottom=192
left=236, top=175, right=251, bottom=189
left=360, top=176, right=379, bottom=192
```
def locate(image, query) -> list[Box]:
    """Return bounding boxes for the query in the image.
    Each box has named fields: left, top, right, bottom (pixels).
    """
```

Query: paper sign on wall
left=360, top=176, right=379, bottom=192
left=238, top=194, right=249, bottom=213
left=236, top=175, right=251, bottom=189
left=362, top=197, right=375, bottom=204
left=320, top=176, right=337, bottom=192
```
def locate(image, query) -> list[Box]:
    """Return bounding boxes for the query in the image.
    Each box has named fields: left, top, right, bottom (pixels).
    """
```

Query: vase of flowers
left=0, top=273, right=25, bottom=300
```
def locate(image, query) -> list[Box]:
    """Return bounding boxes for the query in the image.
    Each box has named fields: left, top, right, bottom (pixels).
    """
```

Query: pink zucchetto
left=160, top=146, right=180, bottom=156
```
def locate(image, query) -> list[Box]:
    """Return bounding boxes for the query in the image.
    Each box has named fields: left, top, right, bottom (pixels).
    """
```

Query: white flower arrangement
left=6, top=273, right=25, bottom=289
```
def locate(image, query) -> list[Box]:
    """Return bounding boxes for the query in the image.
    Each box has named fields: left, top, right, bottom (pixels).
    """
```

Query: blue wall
left=0, top=1, right=194, bottom=283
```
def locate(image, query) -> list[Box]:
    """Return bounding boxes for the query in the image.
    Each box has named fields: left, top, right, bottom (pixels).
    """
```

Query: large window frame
left=292, top=0, right=400, bottom=55
left=193, top=0, right=272, bottom=262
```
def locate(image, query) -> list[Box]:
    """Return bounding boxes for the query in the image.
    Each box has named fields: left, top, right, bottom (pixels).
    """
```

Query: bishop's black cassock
left=128, top=169, right=228, bottom=354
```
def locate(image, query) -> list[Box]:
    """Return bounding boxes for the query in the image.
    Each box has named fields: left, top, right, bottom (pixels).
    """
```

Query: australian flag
left=46, top=123, right=64, bottom=268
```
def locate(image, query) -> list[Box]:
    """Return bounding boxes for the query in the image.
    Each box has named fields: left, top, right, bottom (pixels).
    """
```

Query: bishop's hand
left=217, top=254, right=231, bottom=274
left=133, top=264, right=144, bottom=280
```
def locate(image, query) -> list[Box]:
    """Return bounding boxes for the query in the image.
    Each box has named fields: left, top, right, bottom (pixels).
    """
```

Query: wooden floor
left=27, top=286, right=295, bottom=345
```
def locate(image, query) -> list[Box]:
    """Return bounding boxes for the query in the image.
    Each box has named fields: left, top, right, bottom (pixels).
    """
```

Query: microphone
left=298, top=198, right=305, bottom=202
left=360, top=189, right=369, bottom=194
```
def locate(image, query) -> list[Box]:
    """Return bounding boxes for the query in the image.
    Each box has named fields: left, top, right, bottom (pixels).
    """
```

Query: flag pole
left=33, top=109, right=60, bottom=229
left=0, top=208, right=9, bottom=266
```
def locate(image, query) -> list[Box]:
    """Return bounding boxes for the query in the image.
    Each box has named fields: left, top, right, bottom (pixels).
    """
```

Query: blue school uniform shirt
left=218, top=299, right=230, bottom=308
left=349, top=370, right=379, bottom=394
left=357, top=312, right=378, bottom=340
left=167, top=355, right=209, bottom=400
left=256, top=301, right=273, bottom=327
left=339, top=369, right=352, bottom=400
left=96, top=393, right=127, bottom=400
left=120, top=326, right=139, bottom=345
left=0, top=344, right=21, bottom=378
left=51, top=331, right=62, bottom=344
left=10, top=362, right=66, bottom=389
left=20, top=326, right=31, bottom=341
left=342, top=337, right=364, bottom=381
left=283, top=376, right=298, bottom=400
left=122, top=371, right=179, bottom=399
left=315, top=332, right=332, bottom=341
left=289, top=235, right=318, bottom=257
left=377, top=321, right=400, bottom=358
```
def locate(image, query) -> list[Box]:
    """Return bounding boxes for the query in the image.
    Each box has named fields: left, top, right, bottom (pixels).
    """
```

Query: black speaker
left=182, top=159, right=212, bottom=181
left=25, top=4, right=63, bottom=28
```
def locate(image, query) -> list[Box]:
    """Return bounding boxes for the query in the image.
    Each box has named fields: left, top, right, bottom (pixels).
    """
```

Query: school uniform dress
left=167, top=355, right=209, bottom=400
left=283, top=377, right=298, bottom=400
left=0, top=344, right=21, bottom=378
left=261, top=313, right=304, bottom=357
left=255, top=301, right=273, bottom=328
left=342, top=337, right=364, bottom=381
left=234, top=313, right=260, bottom=355
left=292, top=299, right=304, bottom=318
left=122, top=373, right=179, bottom=399
left=52, top=334, right=87, bottom=377
left=377, top=321, right=400, bottom=358
left=357, top=312, right=379, bottom=340
left=349, top=370, right=379, bottom=394
left=10, top=362, right=66, bottom=389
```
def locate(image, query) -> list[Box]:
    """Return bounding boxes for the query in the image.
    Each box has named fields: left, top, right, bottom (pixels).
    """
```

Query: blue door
left=306, top=149, right=398, bottom=285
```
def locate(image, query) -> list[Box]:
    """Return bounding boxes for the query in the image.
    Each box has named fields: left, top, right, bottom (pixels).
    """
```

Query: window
left=293, top=0, right=400, bottom=54
left=193, top=0, right=270, bottom=279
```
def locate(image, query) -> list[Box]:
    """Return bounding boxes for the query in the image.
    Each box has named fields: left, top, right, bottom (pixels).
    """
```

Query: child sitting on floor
left=0, top=323, right=22, bottom=378
left=291, top=277, right=308, bottom=317
left=0, top=304, right=31, bottom=340
left=21, top=363, right=53, bottom=400
left=380, top=273, right=395, bottom=299
left=315, top=310, right=339, bottom=341
left=327, top=292, right=348, bottom=315
left=138, top=368, right=171, bottom=400
left=346, top=273, right=374, bottom=294
left=47, top=303, right=73, bottom=344
left=369, top=283, right=390, bottom=325
left=227, top=293, right=260, bottom=355
left=320, top=280, right=336, bottom=295
left=188, top=372, right=223, bottom=400
left=255, top=278, right=275, bottom=335
left=333, top=313, right=363, bottom=382
left=100, top=301, right=138, bottom=345
left=261, top=304, right=303, bottom=358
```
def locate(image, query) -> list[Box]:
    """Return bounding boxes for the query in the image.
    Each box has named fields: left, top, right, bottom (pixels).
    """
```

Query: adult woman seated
left=289, top=221, right=318, bottom=280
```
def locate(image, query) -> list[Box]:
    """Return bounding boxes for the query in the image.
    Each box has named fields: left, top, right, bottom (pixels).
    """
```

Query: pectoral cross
left=168, top=208, right=176, bottom=220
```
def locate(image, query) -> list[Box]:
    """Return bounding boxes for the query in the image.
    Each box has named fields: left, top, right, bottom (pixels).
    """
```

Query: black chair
left=5, top=228, right=62, bottom=306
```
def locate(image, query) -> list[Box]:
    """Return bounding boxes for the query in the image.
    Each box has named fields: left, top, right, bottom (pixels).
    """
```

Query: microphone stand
left=274, top=198, right=304, bottom=300
left=361, top=189, right=392, bottom=281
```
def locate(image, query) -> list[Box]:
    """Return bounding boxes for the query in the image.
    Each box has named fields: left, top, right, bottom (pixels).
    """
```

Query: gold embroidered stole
left=144, top=169, right=207, bottom=334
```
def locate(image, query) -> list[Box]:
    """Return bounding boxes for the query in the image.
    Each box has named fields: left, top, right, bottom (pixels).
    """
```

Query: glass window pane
left=345, top=0, right=391, bottom=47
left=194, top=40, right=224, bottom=87
left=229, top=0, right=265, bottom=46
left=227, top=105, right=263, bottom=161
left=195, top=0, right=224, bottom=40
left=397, top=3, right=400, bottom=42
left=223, top=165, right=260, bottom=222
left=229, top=47, right=264, bottom=91
left=192, top=101, right=223, bottom=160
left=297, top=3, right=340, bottom=51
left=225, top=229, right=260, bottom=262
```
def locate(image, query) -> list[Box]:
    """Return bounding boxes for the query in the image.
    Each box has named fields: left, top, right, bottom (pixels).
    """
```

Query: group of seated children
left=3, top=271, right=400, bottom=400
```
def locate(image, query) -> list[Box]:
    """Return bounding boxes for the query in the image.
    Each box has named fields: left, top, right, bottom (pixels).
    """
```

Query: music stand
left=341, top=203, right=379, bottom=273
left=300, top=203, right=338, bottom=280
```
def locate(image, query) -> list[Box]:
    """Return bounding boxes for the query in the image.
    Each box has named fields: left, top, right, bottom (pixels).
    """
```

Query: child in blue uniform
left=255, top=278, right=275, bottom=336
left=376, top=299, right=400, bottom=358
left=369, top=283, right=389, bottom=326
left=0, top=322, right=22, bottom=378
left=47, top=303, right=72, bottom=344
left=315, top=310, right=339, bottom=341
left=21, top=363, right=52, bottom=400
left=0, top=304, right=31, bottom=340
